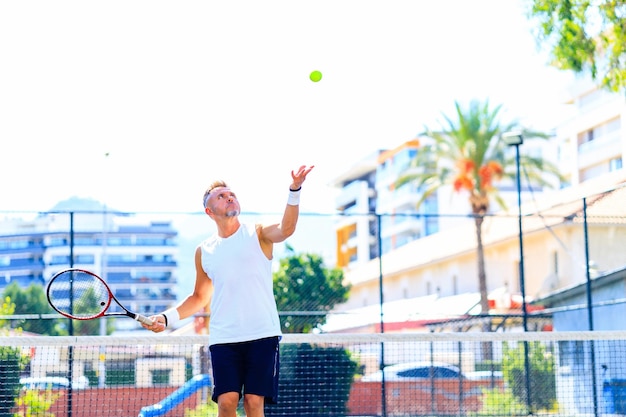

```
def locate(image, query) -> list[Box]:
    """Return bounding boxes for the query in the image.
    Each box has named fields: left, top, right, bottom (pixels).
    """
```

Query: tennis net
left=1, top=331, right=625, bottom=417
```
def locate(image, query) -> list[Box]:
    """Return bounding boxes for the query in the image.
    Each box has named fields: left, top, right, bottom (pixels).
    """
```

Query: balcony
left=380, top=216, right=423, bottom=240
left=105, top=260, right=177, bottom=268
left=335, top=180, right=375, bottom=212
left=578, top=130, right=623, bottom=170
left=0, top=259, right=45, bottom=273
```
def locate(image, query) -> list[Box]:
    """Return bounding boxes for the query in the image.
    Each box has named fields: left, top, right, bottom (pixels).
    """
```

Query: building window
left=609, top=157, right=623, bottom=172
left=0, top=239, right=30, bottom=250
left=75, top=254, right=95, bottom=264
left=577, top=128, right=595, bottom=146
left=50, top=255, right=69, bottom=265
left=558, top=341, right=578, bottom=367
left=48, top=237, right=67, bottom=247
left=580, top=163, right=606, bottom=181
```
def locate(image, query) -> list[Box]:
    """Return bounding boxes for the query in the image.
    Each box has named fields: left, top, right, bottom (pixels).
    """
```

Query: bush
left=266, top=343, right=358, bottom=417
left=477, top=387, right=527, bottom=416
left=185, top=401, right=219, bottom=417
left=0, top=346, right=25, bottom=417
left=502, top=341, right=556, bottom=412
left=14, top=389, right=60, bottom=417
left=0, top=297, right=29, bottom=417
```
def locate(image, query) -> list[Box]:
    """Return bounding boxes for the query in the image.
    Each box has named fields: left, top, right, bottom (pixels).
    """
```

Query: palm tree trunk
left=474, top=215, right=493, bottom=362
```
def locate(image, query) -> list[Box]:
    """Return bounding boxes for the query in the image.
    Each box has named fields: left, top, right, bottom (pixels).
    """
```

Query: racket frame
left=47, top=268, right=154, bottom=326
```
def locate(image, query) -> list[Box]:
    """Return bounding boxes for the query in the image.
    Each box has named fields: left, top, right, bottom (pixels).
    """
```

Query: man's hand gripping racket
left=46, top=268, right=154, bottom=326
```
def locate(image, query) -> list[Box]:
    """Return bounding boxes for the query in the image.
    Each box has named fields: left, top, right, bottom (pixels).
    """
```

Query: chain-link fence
left=0, top=184, right=626, bottom=337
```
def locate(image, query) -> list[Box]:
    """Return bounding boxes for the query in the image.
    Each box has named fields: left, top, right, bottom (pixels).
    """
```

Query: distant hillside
left=50, top=197, right=108, bottom=212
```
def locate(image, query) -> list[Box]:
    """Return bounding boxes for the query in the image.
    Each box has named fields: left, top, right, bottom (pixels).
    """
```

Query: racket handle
left=135, top=314, right=154, bottom=326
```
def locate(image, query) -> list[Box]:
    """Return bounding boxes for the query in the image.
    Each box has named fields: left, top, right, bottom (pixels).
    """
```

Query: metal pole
left=100, top=152, right=110, bottom=386
left=514, top=144, right=532, bottom=414
left=514, top=144, right=529, bottom=333
left=430, top=336, right=436, bottom=414
left=583, top=197, right=594, bottom=330
left=377, top=213, right=387, bottom=417
left=99, top=205, right=108, bottom=387
left=378, top=213, right=385, bottom=335
left=68, top=212, right=74, bottom=417
left=583, top=198, right=600, bottom=416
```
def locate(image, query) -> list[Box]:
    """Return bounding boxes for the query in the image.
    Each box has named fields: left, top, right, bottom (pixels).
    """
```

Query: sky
left=0, top=0, right=576, bottom=217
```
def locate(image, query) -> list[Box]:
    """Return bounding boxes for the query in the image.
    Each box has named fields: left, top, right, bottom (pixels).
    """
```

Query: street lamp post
left=502, top=131, right=528, bottom=331
left=502, top=130, right=532, bottom=413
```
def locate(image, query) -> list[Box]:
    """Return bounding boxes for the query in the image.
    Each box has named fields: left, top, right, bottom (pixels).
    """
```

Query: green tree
left=480, top=387, right=527, bottom=416
left=3, top=282, right=66, bottom=336
left=527, top=0, right=626, bottom=92
left=396, top=100, right=562, bottom=331
left=14, top=389, right=60, bottom=417
left=0, top=297, right=30, bottom=417
left=71, top=287, right=115, bottom=335
left=185, top=401, right=219, bottom=417
left=266, top=343, right=358, bottom=417
left=273, top=246, right=350, bottom=333
left=502, top=341, right=556, bottom=412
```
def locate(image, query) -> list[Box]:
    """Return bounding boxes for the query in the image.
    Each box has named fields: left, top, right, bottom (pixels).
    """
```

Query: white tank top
left=200, top=223, right=282, bottom=346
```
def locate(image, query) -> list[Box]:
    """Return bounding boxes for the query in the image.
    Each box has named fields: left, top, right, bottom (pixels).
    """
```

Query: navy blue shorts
left=209, top=336, right=280, bottom=404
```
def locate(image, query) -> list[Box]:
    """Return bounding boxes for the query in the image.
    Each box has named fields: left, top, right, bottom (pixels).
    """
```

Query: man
left=144, top=165, right=314, bottom=417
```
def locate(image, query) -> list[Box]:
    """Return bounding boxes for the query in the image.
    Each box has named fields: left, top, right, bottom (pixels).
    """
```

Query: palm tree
left=396, top=99, right=562, bottom=326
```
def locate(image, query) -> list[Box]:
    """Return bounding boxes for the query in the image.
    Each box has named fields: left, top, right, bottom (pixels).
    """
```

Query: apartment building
left=0, top=204, right=179, bottom=333
left=328, top=77, right=626, bottom=331
left=332, top=143, right=543, bottom=270
left=331, top=149, right=382, bottom=268
left=555, top=76, right=625, bottom=186
left=333, top=141, right=446, bottom=268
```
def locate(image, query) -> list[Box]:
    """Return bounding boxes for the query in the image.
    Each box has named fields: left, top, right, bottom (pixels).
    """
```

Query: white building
left=555, top=76, right=625, bottom=186
left=0, top=203, right=179, bottom=333
left=328, top=77, right=626, bottom=332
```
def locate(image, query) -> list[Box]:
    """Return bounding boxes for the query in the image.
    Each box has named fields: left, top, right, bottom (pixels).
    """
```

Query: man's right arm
left=145, top=246, right=212, bottom=331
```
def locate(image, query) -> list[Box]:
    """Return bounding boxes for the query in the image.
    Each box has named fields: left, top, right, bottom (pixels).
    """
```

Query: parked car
left=466, top=370, right=504, bottom=381
left=361, top=361, right=465, bottom=381
left=20, top=376, right=89, bottom=390
left=348, top=362, right=503, bottom=416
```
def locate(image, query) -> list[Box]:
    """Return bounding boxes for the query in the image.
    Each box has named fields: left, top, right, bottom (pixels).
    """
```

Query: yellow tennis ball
left=309, top=70, right=322, bottom=82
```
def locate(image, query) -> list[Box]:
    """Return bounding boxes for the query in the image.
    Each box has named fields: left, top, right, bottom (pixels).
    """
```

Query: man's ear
left=205, top=207, right=213, bottom=216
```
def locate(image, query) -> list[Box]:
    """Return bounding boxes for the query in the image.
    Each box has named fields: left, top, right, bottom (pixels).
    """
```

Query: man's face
left=205, top=186, right=240, bottom=218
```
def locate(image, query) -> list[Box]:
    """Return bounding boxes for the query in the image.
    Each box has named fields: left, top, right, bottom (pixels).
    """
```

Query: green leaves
left=397, top=99, right=562, bottom=215
left=528, top=0, right=626, bottom=92
left=273, top=252, right=350, bottom=333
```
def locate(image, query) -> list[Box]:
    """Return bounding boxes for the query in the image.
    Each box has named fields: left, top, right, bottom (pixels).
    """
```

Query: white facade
left=330, top=76, right=626, bottom=330
left=555, top=76, right=625, bottom=186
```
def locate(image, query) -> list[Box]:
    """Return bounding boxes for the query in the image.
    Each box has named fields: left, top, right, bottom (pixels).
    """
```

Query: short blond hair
left=203, top=180, right=228, bottom=208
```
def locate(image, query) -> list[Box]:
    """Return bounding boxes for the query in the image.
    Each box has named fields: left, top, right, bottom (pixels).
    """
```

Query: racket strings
left=48, top=270, right=110, bottom=319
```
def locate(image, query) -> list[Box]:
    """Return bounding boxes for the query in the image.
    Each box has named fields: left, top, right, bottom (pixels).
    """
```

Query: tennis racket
left=46, top=268, right=154, bottom=326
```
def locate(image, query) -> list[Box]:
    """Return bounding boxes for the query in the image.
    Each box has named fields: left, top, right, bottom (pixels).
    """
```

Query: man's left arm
left=261, top=165, right=314, bottom=243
